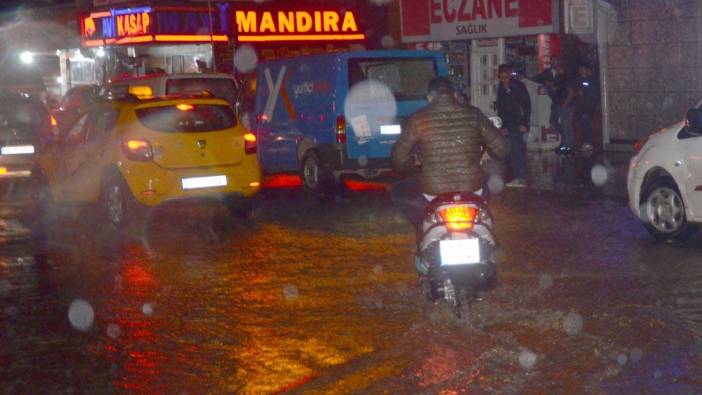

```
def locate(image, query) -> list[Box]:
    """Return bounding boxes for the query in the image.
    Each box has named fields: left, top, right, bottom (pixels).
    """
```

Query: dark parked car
left=52, top=85, right=98, bottom=130
left=0, top=92, right=54, bottom=212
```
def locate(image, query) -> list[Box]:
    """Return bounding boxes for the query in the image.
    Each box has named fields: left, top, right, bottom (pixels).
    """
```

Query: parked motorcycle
left=417, top=116, right=502, bottom=318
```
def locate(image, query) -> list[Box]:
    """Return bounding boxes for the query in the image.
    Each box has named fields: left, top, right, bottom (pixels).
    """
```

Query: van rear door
left=344, top=56, right=439, bottom=160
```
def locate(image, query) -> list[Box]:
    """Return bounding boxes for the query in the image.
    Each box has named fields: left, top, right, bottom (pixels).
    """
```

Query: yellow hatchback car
left=32, top=94, right=261, bottom=227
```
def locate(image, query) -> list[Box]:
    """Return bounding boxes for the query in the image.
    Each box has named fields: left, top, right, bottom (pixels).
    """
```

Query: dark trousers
left=506, top=126, right=527, bottom=180
left=579, top=112, right=594, bottom=145
left=390, top=176, right=426, bottom=246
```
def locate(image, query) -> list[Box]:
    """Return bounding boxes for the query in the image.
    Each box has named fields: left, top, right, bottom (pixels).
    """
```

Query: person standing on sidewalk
left=534, top=59, right=574, bottom=154
left=574, top=63, right=599, bottom=153
left=496, top=64, right=531, bottom=187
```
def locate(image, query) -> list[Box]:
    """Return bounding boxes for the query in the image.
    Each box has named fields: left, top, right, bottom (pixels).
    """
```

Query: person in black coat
left=574, top=63, right=599, bottom=152
left=496, top=63, right=531, bottom=187
left=534, top=58, right=573, bottom=153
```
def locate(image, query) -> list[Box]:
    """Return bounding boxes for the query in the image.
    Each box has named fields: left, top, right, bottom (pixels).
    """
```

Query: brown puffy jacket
left=392, top=94, right=510, bottom=195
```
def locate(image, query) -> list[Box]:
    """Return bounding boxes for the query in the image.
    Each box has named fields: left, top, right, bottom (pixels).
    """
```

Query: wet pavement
left=2, top=151, right=702, bottom=393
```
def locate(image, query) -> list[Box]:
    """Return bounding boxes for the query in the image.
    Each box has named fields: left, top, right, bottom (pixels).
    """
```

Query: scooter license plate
left=440, top=238, right=481, bottom=266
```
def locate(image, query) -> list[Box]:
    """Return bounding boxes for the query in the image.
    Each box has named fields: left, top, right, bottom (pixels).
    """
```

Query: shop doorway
left=470, top=38, right=504, bottom=117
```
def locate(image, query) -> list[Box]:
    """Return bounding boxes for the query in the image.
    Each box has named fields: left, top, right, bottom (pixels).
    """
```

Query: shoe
left=505, top=179, right=527, bottom=188
left=556, top=145, right=574, bottom=156
left=580, top=143, right=594, bottom=153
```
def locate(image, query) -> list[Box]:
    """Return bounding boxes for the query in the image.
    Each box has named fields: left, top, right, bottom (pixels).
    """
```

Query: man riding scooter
left=391, top=77, right=510, bottom=275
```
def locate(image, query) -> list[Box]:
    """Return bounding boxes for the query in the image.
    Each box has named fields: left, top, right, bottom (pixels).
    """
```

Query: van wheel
left=101, top=173, right=143, bottom=229
left=641, top=177, right=697, bottom=242
left=302, top=151, right=336, bottom=197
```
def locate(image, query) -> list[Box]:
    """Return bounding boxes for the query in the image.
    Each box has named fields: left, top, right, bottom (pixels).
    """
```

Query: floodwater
left=2, top=152, right=702, bottom=393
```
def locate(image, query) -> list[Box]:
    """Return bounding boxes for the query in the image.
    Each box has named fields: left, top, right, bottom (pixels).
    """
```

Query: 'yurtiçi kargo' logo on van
left=293, top=81, right=331, bottom=98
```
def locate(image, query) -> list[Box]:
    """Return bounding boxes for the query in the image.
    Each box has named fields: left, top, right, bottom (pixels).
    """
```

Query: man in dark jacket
left=496, top=63, right=531, bottom=187
left=574, top=63, right=599, bottom=152
left=534, top=59, right=572, bottom=153
left=391, top=77, right=510, bottom=256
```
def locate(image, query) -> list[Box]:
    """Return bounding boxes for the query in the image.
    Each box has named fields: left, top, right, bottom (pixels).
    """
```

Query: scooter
left=417, top=190, right=497, bottom=317
left=417, top=116, right=502, bottom=318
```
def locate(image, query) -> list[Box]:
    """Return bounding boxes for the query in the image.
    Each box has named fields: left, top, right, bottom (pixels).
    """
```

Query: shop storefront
left=399, top=0, right=560, bottom=117
left=79, top=4, right=231, bottom=82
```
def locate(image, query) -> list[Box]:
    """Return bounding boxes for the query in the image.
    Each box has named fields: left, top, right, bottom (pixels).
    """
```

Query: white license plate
left=440, top=238, right=481, bottom=266
left=1, top=145, right=35, bottom=155
left=181, top=175, right=227, bottom=190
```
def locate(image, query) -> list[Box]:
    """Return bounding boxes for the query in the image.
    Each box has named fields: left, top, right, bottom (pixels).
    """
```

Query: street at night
left=2, top=154, right=702, bottom=393
left=3, top=0, right=702, bottom=393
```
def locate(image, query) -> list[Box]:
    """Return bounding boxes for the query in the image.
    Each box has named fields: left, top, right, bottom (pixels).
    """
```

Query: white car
left=628, top=108, right=702, bottom=242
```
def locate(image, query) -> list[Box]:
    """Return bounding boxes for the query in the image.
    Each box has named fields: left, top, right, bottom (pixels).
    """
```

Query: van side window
left=349, top=58, right=437, bottom=101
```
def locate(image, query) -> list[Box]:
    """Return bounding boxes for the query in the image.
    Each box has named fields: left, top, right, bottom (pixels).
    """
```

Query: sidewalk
left=525, top=150, right=631, bottom=199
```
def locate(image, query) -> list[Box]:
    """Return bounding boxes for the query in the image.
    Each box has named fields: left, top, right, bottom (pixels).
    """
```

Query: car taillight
left=244, top=132, right=257, bottom=154
left=437, top=205, right=478, bottom=231
left=336, top=116, right=347, bottom=144
left=121, top=139, right=153, bottom=161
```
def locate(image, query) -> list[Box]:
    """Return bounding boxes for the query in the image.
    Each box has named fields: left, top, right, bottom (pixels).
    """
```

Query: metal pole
left=208, top=0, right=216, bottom=72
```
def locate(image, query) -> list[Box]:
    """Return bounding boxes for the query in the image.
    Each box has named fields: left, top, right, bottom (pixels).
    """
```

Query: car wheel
left=302, top=151, right=336, bottom=198
left=101, top=174, right=142, bottom=229
left=641, top=177, right=697, bottom=242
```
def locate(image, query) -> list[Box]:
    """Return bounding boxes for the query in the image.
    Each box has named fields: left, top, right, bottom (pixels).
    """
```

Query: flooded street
left=2, top=160, right=702, bottom=393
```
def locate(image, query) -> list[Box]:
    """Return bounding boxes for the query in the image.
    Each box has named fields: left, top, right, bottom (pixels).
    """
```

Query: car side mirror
left=686, top=108, right=702, bottom=135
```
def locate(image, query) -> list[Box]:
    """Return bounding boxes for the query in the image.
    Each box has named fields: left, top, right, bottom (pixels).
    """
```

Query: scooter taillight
left=437, top=205, right=477, bottom=231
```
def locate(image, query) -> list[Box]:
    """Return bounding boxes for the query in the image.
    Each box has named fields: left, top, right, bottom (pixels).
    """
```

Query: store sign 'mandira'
left=235, top=10, right=365, bottom=42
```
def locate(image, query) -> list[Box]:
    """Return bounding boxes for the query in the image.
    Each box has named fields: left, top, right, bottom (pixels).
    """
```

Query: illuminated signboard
left=81, top=5, right=229, bottom=47
left=234, top=10, right=365, bottom=42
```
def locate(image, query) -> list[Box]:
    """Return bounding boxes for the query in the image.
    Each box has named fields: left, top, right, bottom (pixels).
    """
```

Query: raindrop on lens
left=358, top=156, right=369, bottom=168
left=283, top=284, right=299, bottom=300
left=106, top=324, right=121, bottom=339
left=487, top=175, right=505, bottom=194
left=519, top=349, right=537, bottom=370
left=233, top=45, right=258, bottom=73
left=617, top=353, right=628, bottom=365
left=344, top=81, right=397, bottom=128
left=539, top=273, right=553, bottom=289
left=591, top=164, right=608, bottom=186
left=380, top=35, right=395, bottom=48
left=142, top=303, right=154, bottom=316
left=562, top=311, right=584, bottom=336
left=68, top=300, right=95, bottom=331
left=630, top=348, right=643, bottom=363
